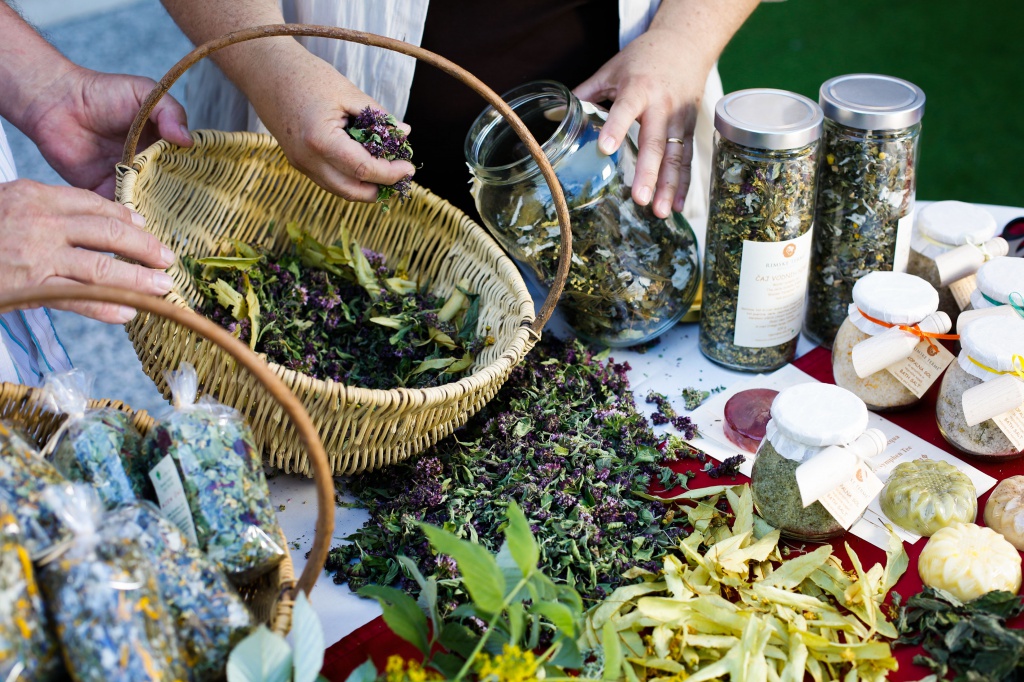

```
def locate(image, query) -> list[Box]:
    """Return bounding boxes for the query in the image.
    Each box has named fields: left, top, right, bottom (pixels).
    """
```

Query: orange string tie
left=856, top=308, right=960, bottom=351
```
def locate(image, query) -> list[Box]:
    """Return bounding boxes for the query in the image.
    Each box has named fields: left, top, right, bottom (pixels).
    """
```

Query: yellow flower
left=474, top=645, right=540, bottom=682
left=878, top=152, right=887, bottom=160
left=384, top=656, right=442, bottom=682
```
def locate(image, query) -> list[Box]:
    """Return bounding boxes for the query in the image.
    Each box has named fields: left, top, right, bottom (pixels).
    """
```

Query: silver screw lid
left=714, top=88, right=823, bottom=151
left=820, top=74, right=925, bottom=131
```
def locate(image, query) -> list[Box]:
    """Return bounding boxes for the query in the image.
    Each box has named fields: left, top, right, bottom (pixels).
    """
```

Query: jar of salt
left=936, top=315, right=1024, bottom=460
left=907, top=201, right=1005, bottom=324
left=832, top=271, right=953, bottom=412
left=750, top=383, right=887, bottom=541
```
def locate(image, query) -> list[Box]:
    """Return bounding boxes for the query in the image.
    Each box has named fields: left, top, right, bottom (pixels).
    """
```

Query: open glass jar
left=750, top=383, right=884, bottom=541
left=804, top=74, right=925, bottom=348
left=936, top=315, right=1024, bottom=460
left=465, top=81, right=700, bottom=347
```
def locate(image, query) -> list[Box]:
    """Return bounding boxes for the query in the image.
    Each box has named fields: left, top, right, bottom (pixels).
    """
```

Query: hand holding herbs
left=347, top=106, right=413, bottom=212
left=192, top=223, right=487, bottom=389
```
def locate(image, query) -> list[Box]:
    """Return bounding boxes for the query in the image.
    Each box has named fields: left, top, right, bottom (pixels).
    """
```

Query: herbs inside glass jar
left=804, top=122, right=920, bottom=346
left=699, top=138, right=818, bottom=370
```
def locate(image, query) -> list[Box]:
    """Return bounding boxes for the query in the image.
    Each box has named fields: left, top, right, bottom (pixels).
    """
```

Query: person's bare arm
left=574, top=0, right=760, bottom=218
left=160, top=0, right=415, bottom=202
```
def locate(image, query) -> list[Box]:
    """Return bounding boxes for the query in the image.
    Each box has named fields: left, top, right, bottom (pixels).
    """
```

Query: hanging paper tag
left=993, top=406, right=1024, bottom=453
left=818, top=462, right=885, bottom=530
left=150, top=455, right=199, bottom=545
left=885, top=339, right=957, bottom=398
left=949, top=274, right=978, bottom=311
left=962, top=375, right=1024, bottom=426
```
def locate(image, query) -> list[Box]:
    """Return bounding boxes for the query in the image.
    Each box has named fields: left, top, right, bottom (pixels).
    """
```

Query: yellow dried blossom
left=474, top=644, right=540, bottom=682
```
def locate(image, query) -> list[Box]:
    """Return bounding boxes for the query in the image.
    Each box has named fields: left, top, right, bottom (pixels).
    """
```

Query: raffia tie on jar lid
left=911, top=201, right=1000, bottom=258
left=714, top=89, right=823, bottom=150
left=958, top=315, right=1024, bottom=426
left=765, top=383, right=885, bottom=507
left=819, top=74, right=925, bottom=131
left=971, top=256, right=1024, bottom=309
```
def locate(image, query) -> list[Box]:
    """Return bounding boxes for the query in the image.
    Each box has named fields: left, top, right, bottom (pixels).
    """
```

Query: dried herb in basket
left=0, top=506, right=61, bottom=681
left=804, top=124, right=917, bottom=346
left=191, top=224, right=487, bottom=390
left=110, top=502, right=253, bottom=681
left=327, top=338, right=701, bottom=610
left=699, top=138, right=817, bottom=369
left=0, top=421, right=70, bottom=559
left=39, top=485, right=186, bottom=682
left=347, top=106, right=413, bottom=211
left=135, top=364, right=286, bottom=581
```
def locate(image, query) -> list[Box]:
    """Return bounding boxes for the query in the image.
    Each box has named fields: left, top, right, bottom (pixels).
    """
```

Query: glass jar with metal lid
left=804, top=74, right=926, bottom=348
left=936, top=315, right=1024, bottom=460
left=465, top=81, right=701, bottom=348
left=699, top=89, right=823, bottom=371
left=750, top=383, right=886, bottom=541
left=908, top=201, right=1004, bottom=323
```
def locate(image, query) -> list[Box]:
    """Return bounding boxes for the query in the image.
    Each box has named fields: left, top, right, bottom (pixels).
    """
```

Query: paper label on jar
left=885, top=339, right=956, bottom=398
left=893, top=210, right=915, bottom=273
left=818, top=462, right=885, bottom=530
left=732, top=230, right=812, bottom=348
left=993, top=405, right=1024, bottom=452
left=150, top=455, right=199, bottom=545
left=949, top=274, right=978, bottom=311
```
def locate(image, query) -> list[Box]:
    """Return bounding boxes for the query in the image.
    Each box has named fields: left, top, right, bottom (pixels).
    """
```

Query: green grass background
left=718, top=0, right=1023, bottom=206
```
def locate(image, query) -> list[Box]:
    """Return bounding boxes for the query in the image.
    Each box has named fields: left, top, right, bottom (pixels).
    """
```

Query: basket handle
left=120, top=24, right=571, bottom=335
left=0, top=285, right=332, bottom=598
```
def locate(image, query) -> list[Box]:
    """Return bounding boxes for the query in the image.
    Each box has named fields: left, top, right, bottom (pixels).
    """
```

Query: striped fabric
left=0, top=122, right=74, bottom=386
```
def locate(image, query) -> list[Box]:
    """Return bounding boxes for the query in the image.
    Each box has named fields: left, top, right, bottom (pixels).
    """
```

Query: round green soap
left=880, top=459, right=977, bottom=537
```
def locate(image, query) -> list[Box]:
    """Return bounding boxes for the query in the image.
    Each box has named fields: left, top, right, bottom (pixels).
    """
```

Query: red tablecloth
left=321, top=346, right=1024, bottom=681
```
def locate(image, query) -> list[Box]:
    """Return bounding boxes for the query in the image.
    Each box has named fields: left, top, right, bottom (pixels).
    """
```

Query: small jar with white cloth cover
left=936, top=315, right=1024, bottom=460
left=750, top=383, right=887, bottom=541
left=906, top=200, right=1006, bottom=323
left=954, top=256, right=1024, bottom=333
left=831, top=271, right=954, bottom=412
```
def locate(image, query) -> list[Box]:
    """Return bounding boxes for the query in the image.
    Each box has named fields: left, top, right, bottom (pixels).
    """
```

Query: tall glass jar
left=699, top=89, right=822, bottom=371
left=465, top=81, right=701, bottom=348
left=804, top=74, right=926, bottom=348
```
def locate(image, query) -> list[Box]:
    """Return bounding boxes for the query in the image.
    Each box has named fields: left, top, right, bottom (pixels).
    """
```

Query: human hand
left=241, top=45, right=416, bottom=202
left=573, top=27, right=711, bottom=219
left=20, top=66, right=193, bottom=199
left=0, top=179, right=176, bottom=322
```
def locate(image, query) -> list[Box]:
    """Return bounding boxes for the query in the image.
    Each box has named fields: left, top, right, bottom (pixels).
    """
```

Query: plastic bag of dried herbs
left=41, top=370, right=144, bottom=510
left=108, top=501, right=254, bottom=681
left=0, top=503, right=62, bottom=681
left=0, top=421, right=70, bottom=560
left=134, top=363, right=285, bottom=580
left=38, top=484, right=186, bottom=682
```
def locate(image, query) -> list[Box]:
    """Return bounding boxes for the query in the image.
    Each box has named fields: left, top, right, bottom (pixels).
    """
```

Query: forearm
left=0, top=2, right=75, bottom=131
left=648, top=0, right=760, bottom=73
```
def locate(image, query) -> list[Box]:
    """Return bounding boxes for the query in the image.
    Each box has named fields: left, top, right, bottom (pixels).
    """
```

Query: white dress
left=0, top=124, right=74, bottom=385
left=184, top=0, right=720, bottom=226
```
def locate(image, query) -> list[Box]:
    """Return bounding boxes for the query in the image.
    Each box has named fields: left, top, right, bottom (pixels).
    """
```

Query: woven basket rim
left=124, top=130, right=538, bottom=410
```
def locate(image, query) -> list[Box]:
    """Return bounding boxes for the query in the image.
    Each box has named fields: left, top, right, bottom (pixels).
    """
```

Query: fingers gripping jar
left=751, top=383, right=886, bottom=541
left=937, top=315, right=1024, bottom=460
left=832, top=271, right=951, bottom=411
left=466, top=81, right=701, bottom=347
left=699, top=89, right=823, bottom=371
left=804, top=74, right=925, bottom=348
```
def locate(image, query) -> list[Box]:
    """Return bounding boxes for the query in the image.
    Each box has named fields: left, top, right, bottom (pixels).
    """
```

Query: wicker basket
left=116, top=25, right=572, bottom=476
left=0, top=285, right=335, bottom=636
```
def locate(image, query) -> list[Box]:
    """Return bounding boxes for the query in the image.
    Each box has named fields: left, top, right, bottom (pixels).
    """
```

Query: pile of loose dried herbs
left=896, top=586, right=1024, bottom=681
left=192, top=224, right=486, bottom=389
left=699, top=138, right=817, bottom=370
left=326, top=337, right=700, bottom=608
left=347, top=106, right=413, bottom=211
left=804, top=122, right=918, bottom=347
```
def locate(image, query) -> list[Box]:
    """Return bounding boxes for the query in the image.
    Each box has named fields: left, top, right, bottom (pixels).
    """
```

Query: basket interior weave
left=118, top=130, right=535, bottom=475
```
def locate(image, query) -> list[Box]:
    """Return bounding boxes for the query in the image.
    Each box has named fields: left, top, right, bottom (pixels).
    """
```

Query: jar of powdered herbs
left=832, top=271, right=953, bottom=412
left=699, top=89, right=822, bottom=371
left=751, top=383, right=886, bottom=541
left=907, top=201, right=1005, bottom=324
left=936, top=315, right=1024, bottom=460
left=804, top=74, right=925, bottom=348
left=466, top=81, right=700, bottom=348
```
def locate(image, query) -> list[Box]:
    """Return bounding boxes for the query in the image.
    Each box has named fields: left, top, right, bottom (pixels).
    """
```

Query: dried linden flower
left=985, top=476, right=1024, bottom=551
left=879, top=459, right=976, bottom=536
left=918, top=522, right=1022, bottom=601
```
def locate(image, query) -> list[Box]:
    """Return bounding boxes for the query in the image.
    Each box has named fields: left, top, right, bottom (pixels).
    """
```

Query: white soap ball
left=985, top=476, right=1024, bottom=551
left=918, top=522, right=1022, bottom=602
